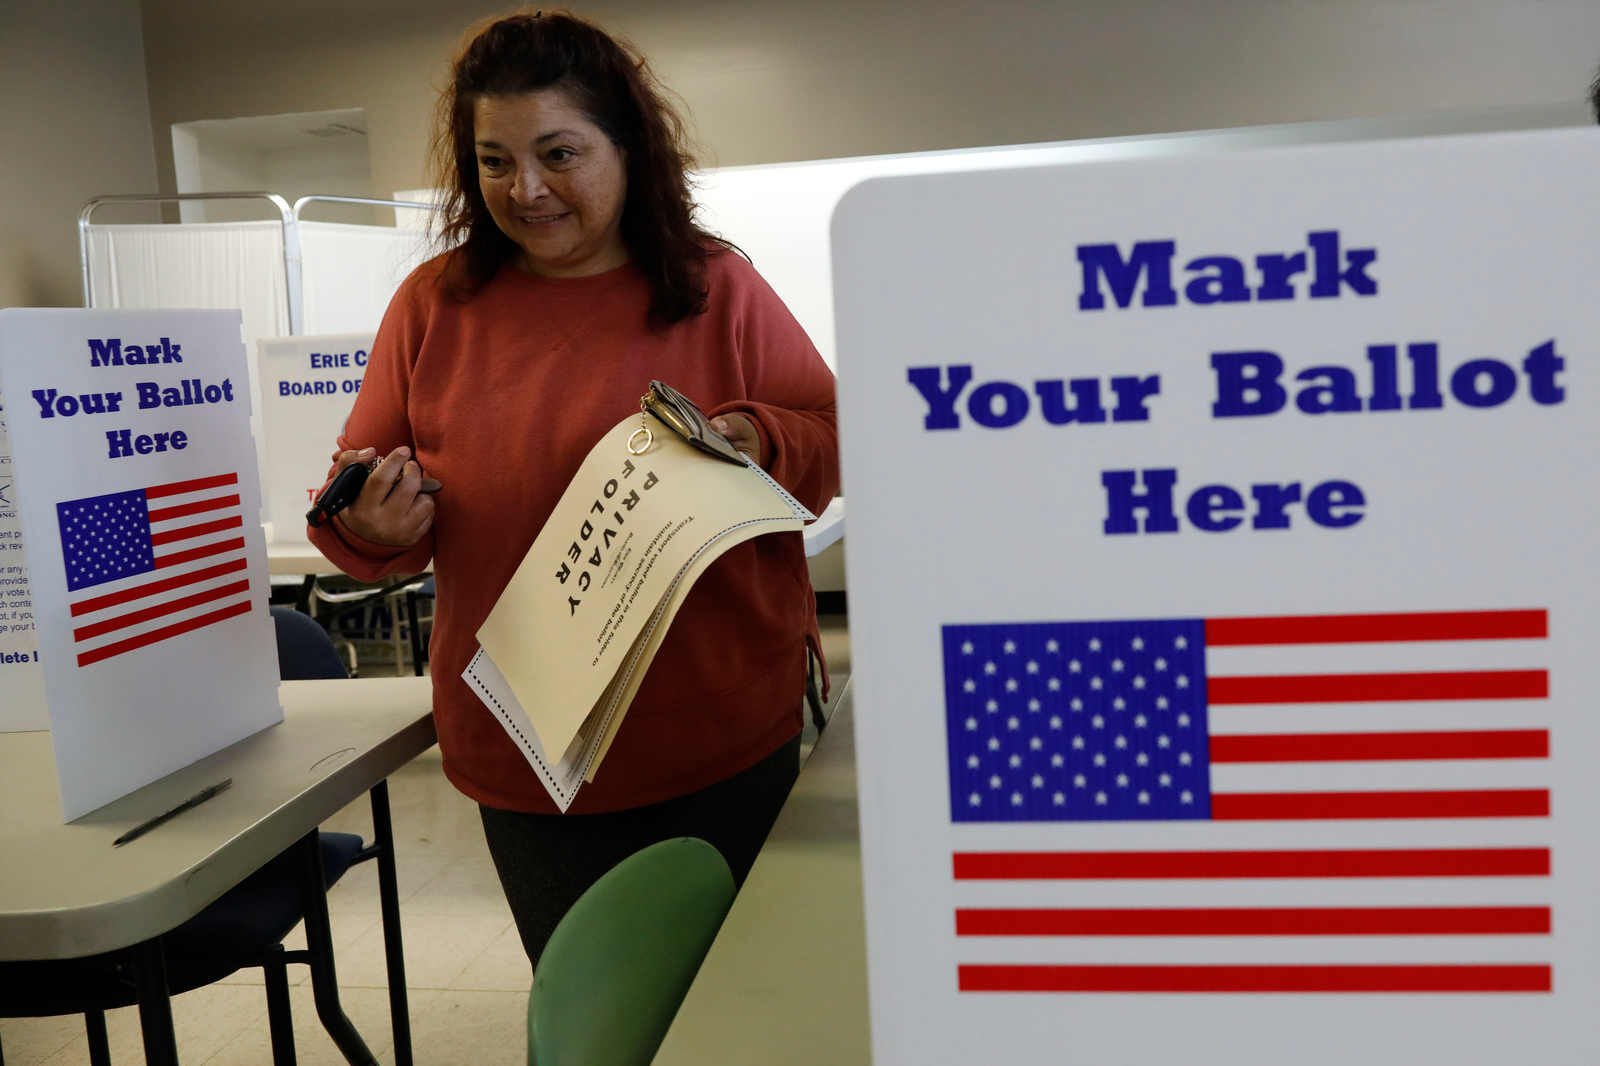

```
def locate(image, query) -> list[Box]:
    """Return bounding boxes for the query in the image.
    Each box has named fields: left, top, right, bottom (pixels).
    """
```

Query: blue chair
left=527, top=837, right=736, bottom=1066
left=272, top=601, right=351, bottom=679
left=0, top=607, right=412, bottom=1066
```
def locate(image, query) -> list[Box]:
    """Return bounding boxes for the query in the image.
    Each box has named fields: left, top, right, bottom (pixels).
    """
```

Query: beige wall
left=137, top=0, right=1600, bottom=207
left=0, top=0, right=159, bottom=308
left=5, top=1, right=1599, bottom=307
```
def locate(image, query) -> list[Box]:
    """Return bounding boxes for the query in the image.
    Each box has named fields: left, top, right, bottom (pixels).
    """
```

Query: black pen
left=112, top=778, right=233, bottom=848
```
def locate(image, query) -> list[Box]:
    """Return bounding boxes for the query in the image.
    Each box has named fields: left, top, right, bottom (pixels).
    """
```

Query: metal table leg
left=295, top=574, right=316, bottom=615
left=132, top=938, right=179, bottom=1065
left=370, top=781, right=413, bottom=1065
left=405, top=593, right=426, bottom=677
left=86, top=1011, right=112, bottom=1066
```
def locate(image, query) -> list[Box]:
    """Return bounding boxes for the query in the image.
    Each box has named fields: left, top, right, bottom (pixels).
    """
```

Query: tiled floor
left=0, top=612, right=850, bottom=1065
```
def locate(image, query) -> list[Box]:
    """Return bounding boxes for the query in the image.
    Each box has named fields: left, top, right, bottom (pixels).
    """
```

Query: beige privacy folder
left=463, top=409, right=814, bottom=810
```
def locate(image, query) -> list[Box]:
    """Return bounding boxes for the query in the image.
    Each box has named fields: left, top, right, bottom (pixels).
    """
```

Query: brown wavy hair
left=430, top=10, right=729, bottom=323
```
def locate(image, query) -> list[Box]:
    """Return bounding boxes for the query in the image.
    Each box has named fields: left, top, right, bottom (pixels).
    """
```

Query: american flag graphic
left=57, top=472, right=252, bottom=667
left=942, top=609, right=1551, bottom=994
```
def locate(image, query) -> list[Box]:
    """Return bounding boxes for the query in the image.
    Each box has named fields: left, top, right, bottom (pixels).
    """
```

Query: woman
left=307, top=10, right=839, bottom=965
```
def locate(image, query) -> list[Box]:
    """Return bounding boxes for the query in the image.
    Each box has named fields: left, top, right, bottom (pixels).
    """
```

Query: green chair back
left=528, top=836, right=736, bottom=1066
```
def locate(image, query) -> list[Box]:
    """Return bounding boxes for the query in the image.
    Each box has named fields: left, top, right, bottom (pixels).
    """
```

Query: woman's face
left=473, top=88, right=629, bottom=278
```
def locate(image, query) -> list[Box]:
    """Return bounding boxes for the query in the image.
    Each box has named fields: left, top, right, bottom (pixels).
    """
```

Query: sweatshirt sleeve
left=707, top=257, right=841, bottom=516
left=304, top=268, right=437, bottom=581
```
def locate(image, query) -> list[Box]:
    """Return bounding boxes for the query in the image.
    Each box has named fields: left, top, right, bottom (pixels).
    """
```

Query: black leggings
left=480, top=735, right=801, bottom=968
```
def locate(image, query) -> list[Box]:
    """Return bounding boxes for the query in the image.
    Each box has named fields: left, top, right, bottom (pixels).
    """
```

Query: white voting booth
left=835, top=128, right=1600, bottom=1063
left=79, top=193, right=434, bottom=346
left=0, top=309, right=281, bottom=820
left=0, top=393, right=46, bottom=731
left=79, top=193, right=433, bottom=551
left=255, top=333, right=374, bottom=545
left=692, top=103, right=1589, bottom=375
left=686, top=105, right=1586, bottom=594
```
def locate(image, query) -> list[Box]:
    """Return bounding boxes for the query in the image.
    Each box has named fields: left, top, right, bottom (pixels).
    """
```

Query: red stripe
left=70, top=558, right=248, bottom=617
left=144, top=472, right=238, bottom=500
left=1205, top=609, right=1546, bottom=646
left=951, top=847, right=1551, bottom=880
left=154, top=538, right=245, bottom=569
left=73, top=580, right=251, bottom=642
left=957, top=964, right=1551, bottom=993
left=147, top=494, right=239, bottom=523
left=1208, top=670, right=1547, bottom=704
left=1211, top=790, right=1549, bottom=820
left=955, top=906, right=1550, bottom=936
left=1209, top=730, right=1548, bottom=763
left=149, top=515, right=242, bottom=546
left=76, top=600, right=252, bottom=667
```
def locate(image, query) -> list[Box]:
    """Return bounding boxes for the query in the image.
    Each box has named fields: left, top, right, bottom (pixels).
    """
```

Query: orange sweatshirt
left=307, top=250, right=839, bottom=813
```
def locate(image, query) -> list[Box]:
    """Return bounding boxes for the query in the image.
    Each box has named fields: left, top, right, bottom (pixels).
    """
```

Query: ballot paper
left=464, top=412, right=814, bottom=810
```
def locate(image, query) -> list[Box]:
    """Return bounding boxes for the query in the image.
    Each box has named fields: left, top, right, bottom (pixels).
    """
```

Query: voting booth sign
left=834, top=128, right=1600, bottom=1064
left=255, top=332, right=373, bottom=543
left=0, top=392, right=47, bottom=731
left=0, top=309, right=280, bottom=820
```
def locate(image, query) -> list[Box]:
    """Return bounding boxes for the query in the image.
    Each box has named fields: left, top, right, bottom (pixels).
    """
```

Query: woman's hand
left=710, top=414, right=764, bottom=466
left=329, top=445, right=436, bottom=547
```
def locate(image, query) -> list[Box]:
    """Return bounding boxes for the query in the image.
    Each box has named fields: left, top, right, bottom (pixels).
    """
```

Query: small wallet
left=639, top=380, right=749, bottom=466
